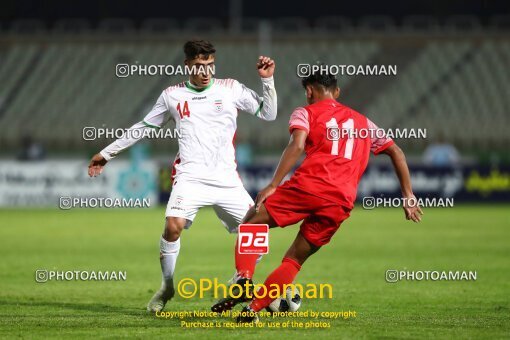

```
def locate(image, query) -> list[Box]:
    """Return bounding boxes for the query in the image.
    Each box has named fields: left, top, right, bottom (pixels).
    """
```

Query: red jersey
left=285, top=98, right=394, bottom=209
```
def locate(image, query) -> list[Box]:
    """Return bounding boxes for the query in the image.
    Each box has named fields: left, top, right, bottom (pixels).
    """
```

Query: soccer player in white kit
left=87, top=40, right=277, bottom=312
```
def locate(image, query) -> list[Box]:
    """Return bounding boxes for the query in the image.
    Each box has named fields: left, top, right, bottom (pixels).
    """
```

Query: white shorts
left=165, top=179, right=254, bottom=233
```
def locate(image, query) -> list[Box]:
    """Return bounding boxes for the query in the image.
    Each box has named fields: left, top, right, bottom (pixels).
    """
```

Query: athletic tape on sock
left=160, top=237, right=180, bottom=254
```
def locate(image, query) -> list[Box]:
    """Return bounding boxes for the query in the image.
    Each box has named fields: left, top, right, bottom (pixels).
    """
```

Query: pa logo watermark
left=237, top=224, right=269, bottom=254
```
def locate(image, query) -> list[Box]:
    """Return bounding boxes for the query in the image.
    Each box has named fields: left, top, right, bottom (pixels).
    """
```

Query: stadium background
left=0, top=0, right=509, bottom=338
left=0, top=0, right=509, bottom=204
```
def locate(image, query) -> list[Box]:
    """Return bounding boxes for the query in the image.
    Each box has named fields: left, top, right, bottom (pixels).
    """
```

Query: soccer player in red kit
left=211, top=66, right=423, bottom=322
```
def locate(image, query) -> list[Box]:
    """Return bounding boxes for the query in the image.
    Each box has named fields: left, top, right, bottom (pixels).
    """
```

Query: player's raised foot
left=236, top=306, right=259, bottom=323
left=211, top=277, right=254, bottom=313
left=146, top=284, right=175, bottom=313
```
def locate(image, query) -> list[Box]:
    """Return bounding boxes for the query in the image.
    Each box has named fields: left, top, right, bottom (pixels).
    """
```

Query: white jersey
left=100, top=77, right=277, bottom=187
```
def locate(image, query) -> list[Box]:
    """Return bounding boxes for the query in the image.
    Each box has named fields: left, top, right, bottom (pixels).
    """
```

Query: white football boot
left=146, top=280, right=175, bottom=313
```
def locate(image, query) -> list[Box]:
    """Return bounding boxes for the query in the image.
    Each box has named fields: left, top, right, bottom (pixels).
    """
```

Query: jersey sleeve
left=288, top=107, right=310, bottom=134
left=232, top=77, right=277, bottom=121
left=367, top=118, right=394, bottom=155
left=100, top=92, right=170, bottom=161
left=142, top=92, right=172, bottom=128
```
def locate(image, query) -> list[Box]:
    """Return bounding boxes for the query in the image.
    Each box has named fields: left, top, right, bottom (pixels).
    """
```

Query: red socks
left=234, top=233, right=303, bottom=312
left=250, top=257, right=302, bottom=312
left=235, top=238, right=259, bottom=279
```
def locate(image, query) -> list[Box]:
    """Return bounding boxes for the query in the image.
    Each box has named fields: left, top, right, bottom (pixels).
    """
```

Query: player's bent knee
left=284, top=235, right=321, bottom=265
left=241, top=206, right=257, bottom=224
left=243, top=204, right=278, bottom=227
left=163, top=217, right=186, bottom=242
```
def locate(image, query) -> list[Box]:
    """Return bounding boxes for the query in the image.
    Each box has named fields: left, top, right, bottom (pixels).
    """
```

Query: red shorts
left=264, top=184, right=351, bottom=247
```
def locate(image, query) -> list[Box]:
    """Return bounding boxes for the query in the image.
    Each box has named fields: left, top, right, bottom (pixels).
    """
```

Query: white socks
left=158, top=238, right=259, bottom=291
left=159, top=237, right=180, bottom=292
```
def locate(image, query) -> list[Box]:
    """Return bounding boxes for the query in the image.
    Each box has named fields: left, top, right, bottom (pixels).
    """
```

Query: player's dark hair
left=301, top=62, right=337, bottom=91
left=183, top=39, right=216, bottom=60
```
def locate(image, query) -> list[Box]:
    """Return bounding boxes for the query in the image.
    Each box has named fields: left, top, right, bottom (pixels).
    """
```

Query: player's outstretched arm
left=256, top=56, right=275, bottom=79
left=233, top=56, right=277, bottom=121
left=256, top=56, right=277, bottom=121
left=381, top=144, right=423, bottom=222
left=255, top=129, right=307, bottom=211
left=88, top=153, right=108, bottom=177
left=87, top=120, right=151, bottom=177
left=87, top=92, right=170, bottom=178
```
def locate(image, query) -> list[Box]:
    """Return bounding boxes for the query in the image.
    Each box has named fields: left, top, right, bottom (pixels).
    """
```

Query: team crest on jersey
left=213, top=99, right=223, bottom=112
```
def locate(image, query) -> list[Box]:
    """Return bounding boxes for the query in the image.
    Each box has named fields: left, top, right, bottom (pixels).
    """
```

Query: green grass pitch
left=0, top=205, right=509, bottom=339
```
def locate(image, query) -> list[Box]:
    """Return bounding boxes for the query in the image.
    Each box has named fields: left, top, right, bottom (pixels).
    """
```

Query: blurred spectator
left=17, top=136, right=46, bottom=161
left=422, top=137, right=460, bottom=167
left=235, top=142, right=253, bottom=167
